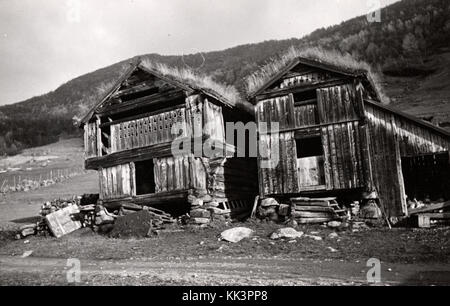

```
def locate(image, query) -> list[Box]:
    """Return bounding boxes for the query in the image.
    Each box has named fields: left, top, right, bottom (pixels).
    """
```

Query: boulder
left=270, top=227, right=304, bottom=240
left=261, top=197, right=279, bottom=207
left=220, top=227, right=253, bottom=243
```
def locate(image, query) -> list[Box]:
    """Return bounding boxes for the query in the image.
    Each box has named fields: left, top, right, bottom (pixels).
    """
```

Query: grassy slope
left=384, top=49, right=450, bottom=127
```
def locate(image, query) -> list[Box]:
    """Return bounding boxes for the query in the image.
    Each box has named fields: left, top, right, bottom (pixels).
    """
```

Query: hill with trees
left=1, top=0, right=450, bottom=155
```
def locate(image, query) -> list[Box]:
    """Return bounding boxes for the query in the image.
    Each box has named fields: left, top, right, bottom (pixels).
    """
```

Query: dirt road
left=1, top=254, right=449, bottom=285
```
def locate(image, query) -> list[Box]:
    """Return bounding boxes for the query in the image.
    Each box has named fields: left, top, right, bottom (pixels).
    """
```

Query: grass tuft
left=245, top=46, right=389, bottom=103
left=140, top=60, right=251, bottom=110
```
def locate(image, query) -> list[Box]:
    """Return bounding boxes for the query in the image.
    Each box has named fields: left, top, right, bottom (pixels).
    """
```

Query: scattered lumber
left=407, top=201, right=450, bottom=228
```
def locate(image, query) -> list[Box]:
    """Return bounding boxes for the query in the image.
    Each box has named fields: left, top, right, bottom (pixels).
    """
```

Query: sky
left=0, top=0, right=400, bottom=106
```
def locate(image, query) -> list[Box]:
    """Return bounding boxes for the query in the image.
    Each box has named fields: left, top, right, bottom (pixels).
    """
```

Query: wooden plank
left=292, top=211, right=335, bottom=218
left=408, top=201, right=450, bottom=215
left=45, top=205, right=82, bottom=238
left=296, top=217, right=333, bottom=224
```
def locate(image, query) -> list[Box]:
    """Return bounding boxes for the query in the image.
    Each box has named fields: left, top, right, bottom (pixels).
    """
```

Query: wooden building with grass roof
left=247, top=47, right=450, bottom=219
left=79, top=59, right=257, bottom=216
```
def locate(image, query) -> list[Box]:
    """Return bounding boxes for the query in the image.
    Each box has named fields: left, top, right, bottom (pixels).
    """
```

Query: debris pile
left=256, top=197, right=346, bottom=225
left=257, top=198, right=290, bottom=223
left=408, top=200, right=450, bottom=228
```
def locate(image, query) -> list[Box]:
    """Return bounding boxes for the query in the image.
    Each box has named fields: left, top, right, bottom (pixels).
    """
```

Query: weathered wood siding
left=255, top=95, right=295, bottom=130
left=258, top=131, right=298, bottom=195
left=99, top=163, right=133, bottom=200
left=316, top=84, right=361, bottom=124
left=84, top=122, right=98, bottom=158
left=154, top=155, right=206, bottom=192
left=203, top=98, right=225, bottom=141
left=365, top=104, right=406, bottom=217
left=110, top=107, right=187, bottom=153
left=392, top=114, right=449, bottom=156
left=365, top=102, right=450, bottom=217
left=294, top=103, right=318, bottom=128
left=320, top=122, right=365, bottom=190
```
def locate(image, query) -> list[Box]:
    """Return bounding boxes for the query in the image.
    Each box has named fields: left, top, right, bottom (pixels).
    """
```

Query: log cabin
left=247, top=50, right=450, bottom=218
left=79, top=60, right=257, bottom=216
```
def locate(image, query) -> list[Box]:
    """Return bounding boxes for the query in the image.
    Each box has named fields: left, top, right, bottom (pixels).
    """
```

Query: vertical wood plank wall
left=154, top=154, right=206, bottom=193
left=365, top=102, right=449, bottom=217
left=316, top=84, right=365, bottom=191
left=258, top=131, right=299, bottom=195
left=99, top=163, right=132, bottom=200
left=84, top=122, right=98, bottom=158
left=320, top=121, right=364, bottom=190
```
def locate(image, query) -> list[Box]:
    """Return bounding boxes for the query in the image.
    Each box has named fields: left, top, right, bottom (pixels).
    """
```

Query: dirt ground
left=0, top=140, right=450, bottom=286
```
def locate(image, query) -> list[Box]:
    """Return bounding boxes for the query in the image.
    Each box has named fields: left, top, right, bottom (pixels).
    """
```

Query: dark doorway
left=401, top=152, right=450, bottom=201
left=135, top=159, right=156, bottom=195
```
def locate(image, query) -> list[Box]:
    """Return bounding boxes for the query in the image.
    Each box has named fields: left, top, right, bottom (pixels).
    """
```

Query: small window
left=293, top=90, right=316, bottom=104
left=135, top=159, right=156, bottom=195
left=296, top=136, right=323, bottom=158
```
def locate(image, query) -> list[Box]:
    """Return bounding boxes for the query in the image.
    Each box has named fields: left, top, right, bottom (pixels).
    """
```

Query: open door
left=295, top=135, right=325, bottom=190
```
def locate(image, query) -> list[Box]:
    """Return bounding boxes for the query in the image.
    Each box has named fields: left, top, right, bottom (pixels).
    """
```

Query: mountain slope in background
left=1, top=0, right=450, bottom=155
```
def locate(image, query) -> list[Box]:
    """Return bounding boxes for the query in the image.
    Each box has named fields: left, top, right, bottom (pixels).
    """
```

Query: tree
left=402, top=33, right=419, bottom=57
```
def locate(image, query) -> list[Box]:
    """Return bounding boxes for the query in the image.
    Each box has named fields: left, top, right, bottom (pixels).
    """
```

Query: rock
left=20, top=227, right=35, bottom=237
left=207, top=201, right=220, bottom=208
left=270, top=227, right=304, bottom=240
left=206, top=207, right=230, bottom=215
left=190, top=209, right=211, bottom=218
left=327, top=246, right=338, bottom=252
left=191, top=217, right=210, bottom=224
left=278, top=204, right=290, bottom=216
left=261, top=197, right=279, bottom=207
left=305, top=234, right=322, bottom=241
left=258, top=206, right=277, bottom=217
left=327, top=221, right=342, bottom=228
left=220, top=227, right=253, bottom=243
left=359, top=201, right=382, bottom=219
left=328, top=232, right=339, bottom=239
left=21, top=250, right=33, bottom=258
left=286, top=219, right=298, bottom=228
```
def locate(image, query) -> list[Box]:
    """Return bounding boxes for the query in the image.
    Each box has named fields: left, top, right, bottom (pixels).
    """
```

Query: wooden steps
left=290, top=196, right=346, bottom=224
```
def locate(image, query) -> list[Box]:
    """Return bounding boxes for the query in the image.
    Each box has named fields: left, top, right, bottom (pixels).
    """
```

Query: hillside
left=1, top=0, right=450, bottom=155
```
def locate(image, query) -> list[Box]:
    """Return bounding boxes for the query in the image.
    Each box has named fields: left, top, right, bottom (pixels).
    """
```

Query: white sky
left=0, top=0, right=400, bottom=105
